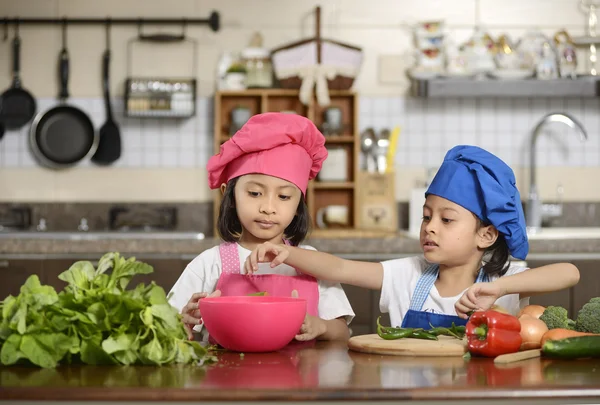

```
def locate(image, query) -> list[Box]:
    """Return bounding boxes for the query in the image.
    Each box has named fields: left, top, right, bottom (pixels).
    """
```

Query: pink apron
left=214, top=241, right=320, bottom=317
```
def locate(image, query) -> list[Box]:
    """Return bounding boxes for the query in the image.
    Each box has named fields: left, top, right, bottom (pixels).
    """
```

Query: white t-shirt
left=168, top=243, right=355, bottom=332
left=379, top=255, right=530, bottom=327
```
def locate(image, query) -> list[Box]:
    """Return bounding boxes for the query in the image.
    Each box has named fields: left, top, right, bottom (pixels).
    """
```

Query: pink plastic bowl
left=198, top=296, right=307, bottom=352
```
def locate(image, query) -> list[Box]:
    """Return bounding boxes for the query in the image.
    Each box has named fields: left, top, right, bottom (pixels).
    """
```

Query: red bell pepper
left=466, top=310, right=522, bottom=357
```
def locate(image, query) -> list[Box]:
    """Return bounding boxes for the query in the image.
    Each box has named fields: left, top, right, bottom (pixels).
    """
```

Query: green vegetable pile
left=539, top=306, right=576, bottom=330
left=0, top=252, right=211, bottom=368
left=539, top=297, right=600, bottom=333
left=574, top=297, right=600, bottom=333
left=376, top=316, right=466, bottom=341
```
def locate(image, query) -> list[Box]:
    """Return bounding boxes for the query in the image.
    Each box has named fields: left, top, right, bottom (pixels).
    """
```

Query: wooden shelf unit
left=213, top=89, right=360, bottom=236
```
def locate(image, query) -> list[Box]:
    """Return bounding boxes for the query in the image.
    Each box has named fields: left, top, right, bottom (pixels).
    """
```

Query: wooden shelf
left=217, top=88, right=357, bottom=97
left=324, top=136, right=354, bottom=143
left=213, top=89, right=360, bottom=234
left=312, top=182, right=354, bottom=189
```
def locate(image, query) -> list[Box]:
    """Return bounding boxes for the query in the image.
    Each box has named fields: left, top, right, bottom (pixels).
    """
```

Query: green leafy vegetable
left=574, top=297, right=600, bottom=333
left=0, top=252, right=214, bottom=368
left=539, top=306, right=576, bottom=330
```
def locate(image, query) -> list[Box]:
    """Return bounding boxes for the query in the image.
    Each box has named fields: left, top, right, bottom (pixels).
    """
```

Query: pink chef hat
left=207, top=112, right=328, bottom=195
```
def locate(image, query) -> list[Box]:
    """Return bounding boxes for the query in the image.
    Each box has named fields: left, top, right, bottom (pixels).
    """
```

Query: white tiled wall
left=1, top=95, right=597, bottom=169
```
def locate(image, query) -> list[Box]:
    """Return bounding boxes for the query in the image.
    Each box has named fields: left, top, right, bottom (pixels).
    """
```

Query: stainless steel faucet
left=527, top=113, right=588, bottom=233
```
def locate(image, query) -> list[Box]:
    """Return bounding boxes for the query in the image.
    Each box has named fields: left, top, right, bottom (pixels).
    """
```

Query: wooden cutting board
left=348, top=334, right=467, bottom=357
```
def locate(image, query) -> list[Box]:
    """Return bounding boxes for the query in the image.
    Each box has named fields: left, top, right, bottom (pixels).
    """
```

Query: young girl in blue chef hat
left=244, top=145, right=580, bottom=329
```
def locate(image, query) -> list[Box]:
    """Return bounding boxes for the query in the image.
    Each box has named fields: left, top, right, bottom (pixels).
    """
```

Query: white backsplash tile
left=1, top=95, right=599, bottom=170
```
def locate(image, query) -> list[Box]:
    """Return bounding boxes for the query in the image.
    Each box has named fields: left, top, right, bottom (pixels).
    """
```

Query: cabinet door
left=0, top=259, right=43, bottom=300
left=43, top=259, right=76, bottom=293
left=135, top=259, right=187, bottom=293
left=572, top=261, right=600, bottom=315
left=525, top=260, right=574, bottom=318
left=342, top=284, right=374, bottom=336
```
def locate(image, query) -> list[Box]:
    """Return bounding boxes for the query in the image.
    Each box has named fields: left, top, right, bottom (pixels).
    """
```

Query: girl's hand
left=181, top=290, right=221, bottom=339
left=289, top=290, right=325, bottom=341
left=244, top=242, right=290, bottom=274
left=454, top=282, right=505, bottom=319
left=295, top=314, right=327, bottom=341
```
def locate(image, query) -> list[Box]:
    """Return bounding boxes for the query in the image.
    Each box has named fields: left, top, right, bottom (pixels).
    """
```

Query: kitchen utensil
left=493, top=349, right=541, bottom=364
left=575, top=0, right=600, bottom=75
left=322, top=107, right=342, bottom=135
left=360, top=128, right=376, bottom=172
left=29, top=22, right=97, bottom=169
left=230, top=106, right=251, bottom=135
left=124, top=22, right=197, bottom=118
left=348, top=334, right=466, bottom=357
left=316, top=205, right=349, bottom=229
left=198, top=296, right=306, bottom=353
left=0, top=22, right=36, bottom=130
left=92, top=21, right=121, bottom=165
left=385, top=126, right=400, bottom=173
left=374, top=129, right=391, bottom=174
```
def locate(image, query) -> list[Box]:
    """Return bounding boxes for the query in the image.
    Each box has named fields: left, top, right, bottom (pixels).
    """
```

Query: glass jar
left=241, top=47, right=273, bottom=88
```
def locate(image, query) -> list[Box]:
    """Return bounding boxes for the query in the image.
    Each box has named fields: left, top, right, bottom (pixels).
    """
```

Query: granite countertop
left=1, top=232, right=600, bottom=259
left=1, top=341, right=599, bottom=404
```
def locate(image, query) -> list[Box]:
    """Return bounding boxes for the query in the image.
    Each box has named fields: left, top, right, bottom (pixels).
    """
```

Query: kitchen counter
left=1, top=341, right=599, bottom=404
left=1, top=233, right=600, bottom=260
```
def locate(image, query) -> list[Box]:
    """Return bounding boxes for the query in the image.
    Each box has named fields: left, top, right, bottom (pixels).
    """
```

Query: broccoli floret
left=539, top=306, right=575, bottom=330
left=574, top=299, right=600, bottom=333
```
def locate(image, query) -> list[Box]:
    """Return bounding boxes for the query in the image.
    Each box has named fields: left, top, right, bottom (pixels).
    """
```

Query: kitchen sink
left=0, top=231, right=206, bottom=240
left=526, top=227, right=600, bottom=240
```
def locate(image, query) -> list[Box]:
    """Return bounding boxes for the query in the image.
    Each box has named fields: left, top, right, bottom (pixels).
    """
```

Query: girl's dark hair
left=216, top=177, right=311, bottom=246
left=478, top=219, right=511, bottom=276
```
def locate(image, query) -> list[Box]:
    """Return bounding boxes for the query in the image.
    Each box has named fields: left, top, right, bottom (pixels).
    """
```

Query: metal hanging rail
left=1, top=11, right=220, bottom=32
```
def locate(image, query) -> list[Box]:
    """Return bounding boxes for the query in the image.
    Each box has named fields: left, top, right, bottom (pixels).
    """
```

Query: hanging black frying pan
left=0, top=21, right=37, bottom=130
left=30, top=21, right=97, bottom=169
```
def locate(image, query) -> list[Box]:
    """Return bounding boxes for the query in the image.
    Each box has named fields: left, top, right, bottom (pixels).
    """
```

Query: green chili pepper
left=376, top=316, right=424, bottom=340
left=409, top=330, right=439, bottom=341
left=426, top=322, right=466, bottom=339
left=379, top=328, right=416, bottom=340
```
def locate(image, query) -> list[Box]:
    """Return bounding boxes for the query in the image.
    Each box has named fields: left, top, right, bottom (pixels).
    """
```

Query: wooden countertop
left=1, top=341, right=599, bottom=403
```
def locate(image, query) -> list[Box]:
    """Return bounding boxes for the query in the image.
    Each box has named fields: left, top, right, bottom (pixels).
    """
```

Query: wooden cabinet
left=213, top=89, right=360, bottom=236
left=42, top=259, right=75, bottom=293
left=572, top=261, right=600, bottom=316
left=135, top=258, right=187, bottom=293
left=0, top=259, right=43, bottom=300
left=513, top=260, right=600, bottom=319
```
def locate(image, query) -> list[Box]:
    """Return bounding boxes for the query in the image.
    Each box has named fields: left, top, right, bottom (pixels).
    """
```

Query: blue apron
left=400, top=264, right=490, bottom=329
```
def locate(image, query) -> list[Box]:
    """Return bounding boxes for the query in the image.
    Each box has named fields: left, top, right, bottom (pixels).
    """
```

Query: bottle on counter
left=241, top=32, right=273, bottom=88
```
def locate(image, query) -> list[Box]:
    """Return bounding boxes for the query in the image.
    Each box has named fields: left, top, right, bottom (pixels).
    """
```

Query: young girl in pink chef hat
left=168, top=112, right=354, bottom=343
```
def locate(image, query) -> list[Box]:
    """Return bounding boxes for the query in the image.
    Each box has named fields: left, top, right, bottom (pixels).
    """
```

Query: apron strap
left=409, top=264, right=439, bottom=311
left=218, top=242, right=241, bottom=274
left=408, top=263, right=490, bottom=311
left=219, top=239, right=294, bottom=275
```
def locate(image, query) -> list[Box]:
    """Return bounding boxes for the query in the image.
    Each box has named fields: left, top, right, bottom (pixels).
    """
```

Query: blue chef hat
left=425, top=145, right=529, bottom=260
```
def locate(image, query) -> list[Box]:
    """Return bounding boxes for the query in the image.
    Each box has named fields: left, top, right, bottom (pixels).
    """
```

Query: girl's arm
left=494, top=262, right=580, bottom=298
left=245, top=242, right=384, bottom=290
left=455, top=263, right=580, bottom=318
